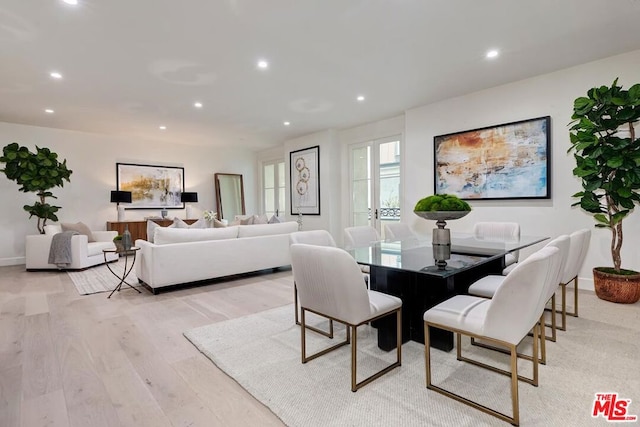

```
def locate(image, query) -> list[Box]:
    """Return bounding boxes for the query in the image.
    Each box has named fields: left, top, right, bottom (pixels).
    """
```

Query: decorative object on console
left=569, top=78, right=640, bottom=303
left=434, top=116, right=550, bottom=200
left=290, top=145, right=320, bottom=215
left=181, top=191, right=198, bottom=219
left=414, top=194, right=471, bottom=269
left=110, top=190, right=132, bottom=221
left=116, top=162, right=185, bottom=209
left=121, top=225, right=133, bottom=250
left=1, top=143, right=73, bottom=234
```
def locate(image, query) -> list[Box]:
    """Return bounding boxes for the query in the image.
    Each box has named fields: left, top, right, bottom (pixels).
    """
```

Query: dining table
left=348, top=233, right=548, bottom=351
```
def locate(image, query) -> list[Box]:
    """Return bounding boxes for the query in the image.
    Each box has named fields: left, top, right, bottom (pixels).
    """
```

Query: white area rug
left=67, top=260, right=140, bottom=295
left=184, top=302, right=640, bottom=427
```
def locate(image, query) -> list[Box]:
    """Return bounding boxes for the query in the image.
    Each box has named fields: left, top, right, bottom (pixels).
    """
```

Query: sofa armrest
left=26, top=233, right=89, bottom=269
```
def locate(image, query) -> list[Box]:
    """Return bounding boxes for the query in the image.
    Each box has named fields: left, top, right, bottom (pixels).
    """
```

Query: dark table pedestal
left=370, top=256, right=505, bottom=352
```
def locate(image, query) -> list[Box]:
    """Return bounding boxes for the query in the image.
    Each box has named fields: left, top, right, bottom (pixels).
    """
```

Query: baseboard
left=0, top=257, right=26, bottom=267
left=577, top=275, right=594, bottom=292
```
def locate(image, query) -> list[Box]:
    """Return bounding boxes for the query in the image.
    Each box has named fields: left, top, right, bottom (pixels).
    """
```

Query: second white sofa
left=135, top=221, right=298, bottom=292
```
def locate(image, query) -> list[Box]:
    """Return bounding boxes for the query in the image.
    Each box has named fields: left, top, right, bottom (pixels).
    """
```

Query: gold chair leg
left=300, top=308, right=349, bottom=364
left=425, top=322, right=524, bottom=425
left=351, top=308, right=402, bottom=391
left=295, top=284, right=334, bottom=338
left=542, top=294, right=557, bottom=342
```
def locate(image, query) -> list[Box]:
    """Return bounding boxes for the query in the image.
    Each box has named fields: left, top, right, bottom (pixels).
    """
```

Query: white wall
left=281, top=130, right=341, bottom=240
left=0, top=122, right=256, bottom=265
left=404, top=49, right=640, bottom=289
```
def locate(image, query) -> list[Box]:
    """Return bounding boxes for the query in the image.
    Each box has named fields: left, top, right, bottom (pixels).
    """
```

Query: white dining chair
left=468, top=235, right=569, bottom=355
left=473, top=221, right=521, bottom=268
left=384, top=222, right=416, bottom=240
left=290, top=243, right=402, bottom=391
left=423, top=245, right=560, bottom=425
left=557, top=228, right=591, bottom=330
left=289, top=230, right=338, bottom=338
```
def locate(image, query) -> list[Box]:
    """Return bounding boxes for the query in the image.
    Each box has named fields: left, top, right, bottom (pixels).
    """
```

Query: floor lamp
left=181, top=192, right=198, bottom=219
left=111, top=190, right=132, bottom=221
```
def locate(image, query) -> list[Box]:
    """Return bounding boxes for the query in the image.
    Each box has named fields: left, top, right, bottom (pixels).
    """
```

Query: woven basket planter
left=593, top=268, right=640, bottom=304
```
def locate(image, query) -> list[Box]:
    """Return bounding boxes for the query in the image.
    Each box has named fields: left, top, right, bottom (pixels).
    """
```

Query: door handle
left=375, top=208, right=379, bottom=220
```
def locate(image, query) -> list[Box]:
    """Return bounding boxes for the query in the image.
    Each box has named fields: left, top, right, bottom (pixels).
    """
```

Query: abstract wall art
left=434, top=116, right=551, bottom=200
left=116, top=163, right=185, bottom=209
left=290, top=145, right=320, bottom=215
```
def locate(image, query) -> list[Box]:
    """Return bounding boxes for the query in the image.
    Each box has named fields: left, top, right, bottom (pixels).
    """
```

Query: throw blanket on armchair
left=48, top=231, right=79, bottom=267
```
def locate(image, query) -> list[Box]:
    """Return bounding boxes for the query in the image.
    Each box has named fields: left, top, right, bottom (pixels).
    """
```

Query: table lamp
left=181, top=192, right=198, bottom=219
left=110, top=190, right=132, bottom=221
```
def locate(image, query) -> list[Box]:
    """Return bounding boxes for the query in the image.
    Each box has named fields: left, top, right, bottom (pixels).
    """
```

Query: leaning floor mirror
left=215, top=173, right=246, bottom=220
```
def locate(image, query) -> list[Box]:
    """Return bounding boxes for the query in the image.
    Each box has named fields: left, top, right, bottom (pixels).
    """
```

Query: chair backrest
left=343, top=226, right=380, bottom=249
left=289, top=230, right=336, bottom=247
left=473, top=222, right=520, bottom=241
left=384, top=222, right=416, bottom=240
left=290, top=244, right=371, bottom=324
left=483, top=246, right=559, bottom=344
left=474, top=221, right=521, bottom=261
left=541, top=235, right=570, bottom=302
left=561, top=228, right=591, bottom=284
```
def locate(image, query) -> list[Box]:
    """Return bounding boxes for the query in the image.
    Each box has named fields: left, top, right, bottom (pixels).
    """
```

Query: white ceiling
left=2, top=1, right=640, bottom=150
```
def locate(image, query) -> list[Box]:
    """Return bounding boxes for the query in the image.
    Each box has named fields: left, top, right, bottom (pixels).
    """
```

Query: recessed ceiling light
left=159, top=125, right=167, bottom=130
left=63, top=0, right=78, bottom=4
left=194, top=102, right=203, bottom=108
left=486, top=49, right=499, bottom=59
left=357, top=95, right=365, bottom=102
left=257, top=60, right=269, bottom=69
left=45, top=109, right=54, bottom=114
left=50, top=71, right=63, bottom=79
left=283, top=121, right=290, bottom=126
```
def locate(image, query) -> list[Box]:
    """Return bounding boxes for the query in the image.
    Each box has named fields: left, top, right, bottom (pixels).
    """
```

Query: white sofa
left=26, top=229, right=118, bottom=270
left=135, top=221, right=298, bottom=293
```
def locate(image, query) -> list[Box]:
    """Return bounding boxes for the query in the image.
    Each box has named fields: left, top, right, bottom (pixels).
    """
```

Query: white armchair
left=26, top=225, right=118, bottom=270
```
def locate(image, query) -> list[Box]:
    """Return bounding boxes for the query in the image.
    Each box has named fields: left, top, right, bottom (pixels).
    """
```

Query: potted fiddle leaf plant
left=0, top=143, right=73, bottom=234
left=569, top=78, right=640, bottom=303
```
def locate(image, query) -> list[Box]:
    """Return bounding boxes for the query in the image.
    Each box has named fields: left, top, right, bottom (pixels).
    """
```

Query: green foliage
left=414, top=194, right=471, bottom=212
left=568, top=78, right=640, bottom=271
left=0, top=142, right=73, bottom=233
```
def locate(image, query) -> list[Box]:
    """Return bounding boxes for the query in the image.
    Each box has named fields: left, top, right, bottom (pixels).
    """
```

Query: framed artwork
left=290, top=145, right=320, bottom=215
left=434, top=116, right=551, bottom=200
left=116, top=163, right=185, bottom=209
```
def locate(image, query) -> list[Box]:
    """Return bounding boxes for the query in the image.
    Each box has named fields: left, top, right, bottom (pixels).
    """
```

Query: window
left=263, top=160, right=285, bottom=217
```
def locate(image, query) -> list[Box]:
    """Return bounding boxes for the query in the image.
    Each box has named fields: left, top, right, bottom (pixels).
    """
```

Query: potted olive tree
left=569, top=78, right=640, bottom=303
left=0, top=143, right=73, bottom=234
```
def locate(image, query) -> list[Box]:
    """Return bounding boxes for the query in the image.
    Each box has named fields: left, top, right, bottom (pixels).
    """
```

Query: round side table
left=103, top=247, right=142, bottom=298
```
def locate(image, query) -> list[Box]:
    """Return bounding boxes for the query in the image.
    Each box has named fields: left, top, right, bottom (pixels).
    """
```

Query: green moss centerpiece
left=414, top=194, right=472, bottom=269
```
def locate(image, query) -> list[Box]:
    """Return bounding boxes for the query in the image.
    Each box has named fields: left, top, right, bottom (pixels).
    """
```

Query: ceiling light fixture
left=194, top=102, right=203, bottom=108
left=357, top=95, right=365, bottom=102
left=159, top=125, right=167, bottom=130
left=257, top=60, right=269, bottom=69
left=62, top=0, right=79, bottom=5
left=486, top=49, right=499, bottom=59
left=50, top=71, right=63, bottom=79
left=45, top=109, right=54, bottom=114
left=283, top=121, right=290, bottom=126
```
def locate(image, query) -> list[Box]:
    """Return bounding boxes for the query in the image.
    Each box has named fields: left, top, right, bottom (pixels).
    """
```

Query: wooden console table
left=106, top=219, right=198, bottom=242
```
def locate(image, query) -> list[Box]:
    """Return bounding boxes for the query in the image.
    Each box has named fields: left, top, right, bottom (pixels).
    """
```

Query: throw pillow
left=213, top=218, right=227, bottom=228
left=239, top=216, right=254, bottom=225
left=252, top=214, right=269, bottom=225
left=147, top=220, right=177, bottom=243
left=61, top=222, right=95, bottom=242
left=268, top=215, right=282, bottom=224
left=173, top=217, right=207, bottom=229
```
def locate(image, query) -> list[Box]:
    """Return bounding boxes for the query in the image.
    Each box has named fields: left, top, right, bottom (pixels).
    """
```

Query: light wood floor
left=0, top=264, right=292, bottom=427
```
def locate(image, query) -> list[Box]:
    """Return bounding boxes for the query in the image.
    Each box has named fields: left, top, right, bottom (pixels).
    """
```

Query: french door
left=349, top=136, right=401, bottom=238
left=262, top=159, right=285, bottom=217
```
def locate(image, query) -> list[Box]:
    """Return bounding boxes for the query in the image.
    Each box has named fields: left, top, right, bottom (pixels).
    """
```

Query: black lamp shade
left=181, top=192, right=198, bottom=203
left=110, top=190, right=132, bottom=203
